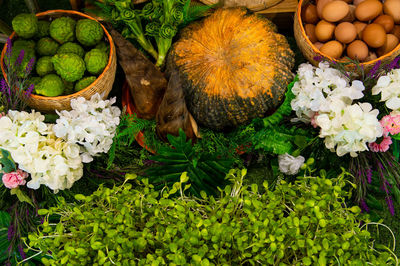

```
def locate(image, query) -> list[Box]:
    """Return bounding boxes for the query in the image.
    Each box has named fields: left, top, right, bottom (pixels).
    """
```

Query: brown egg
left=305, top=24, right=318, bottom=43
left=377, top=34, right=400, bottom=56
left=340, top=5, right=356, bottom=22
left=335, top=22, right=357, bottom=43
left=374, top=15, right=395, bottom=33
left=353, top=0, right=366, bottom=5
left=320, top=40, right=344, bottom=58
left=355, top=0, right=383, bottom=21
left=366, top=51, right=378, bottom=61
left=362, top=23, right=387, bottom=48
left=383, top=0, right=400, bottom=24
left=302, top=4, right=319, bottom=24
left=391, top=25, right=400, bottom=40
left=346, top=40, right=369, bottom=61
left=317, top=0, right=334, bottom=19
left=315, top=20, right=336, bottom=42
left=354, top=21, right=367, bottom=39
left=314, top=42, right=324, bottom=49
left=322, top=1, right=350, bottom=22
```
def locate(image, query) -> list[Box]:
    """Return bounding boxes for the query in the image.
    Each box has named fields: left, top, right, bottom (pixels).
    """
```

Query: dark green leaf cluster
left=28, top=170, right=397, bottom=265
left=145, top=129, right=233, bottom=196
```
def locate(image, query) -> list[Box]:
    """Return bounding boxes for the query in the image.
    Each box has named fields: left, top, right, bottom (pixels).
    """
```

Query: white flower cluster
left=53, top=94, right=121, bottom=163
left=372, top=69, right=400, bottom=111
left=278, top=153, right=305, bottom=175
left=291, top=62, right=365, bottom=122
left=292, top=63, right=382, bottom=157
left=0, top=110, right=83, bottom=192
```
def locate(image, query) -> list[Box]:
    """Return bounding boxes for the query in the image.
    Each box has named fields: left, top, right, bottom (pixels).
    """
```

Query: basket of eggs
left=0, top=10, right=116, bottom=113
left=294, top=0, right=400, bottom=71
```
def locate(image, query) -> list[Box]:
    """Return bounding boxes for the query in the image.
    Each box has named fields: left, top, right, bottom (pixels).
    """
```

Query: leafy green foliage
left=107, top=113, right=154, bottom=169
left=29, top=170, right=397, bottom=265
left=253, top=125, right=312, bottom=155
left=145, top=129, right=233, bottom=196
left=0, top=211, right=11, bottom=262
left=0, top=149, right=16, bottom=175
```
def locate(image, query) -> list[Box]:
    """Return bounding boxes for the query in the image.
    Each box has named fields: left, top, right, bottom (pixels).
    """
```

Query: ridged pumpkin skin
left=168, top=8, right=295, bottom=130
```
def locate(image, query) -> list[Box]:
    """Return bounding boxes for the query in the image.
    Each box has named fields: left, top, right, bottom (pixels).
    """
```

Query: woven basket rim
left=199, top=0, right=283, bottom=11
left=296, top=0, right=400, bottom=65
left=0, top=9, right=115, bottom=100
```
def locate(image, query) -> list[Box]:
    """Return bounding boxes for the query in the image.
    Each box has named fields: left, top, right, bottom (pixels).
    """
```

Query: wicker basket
left=294, top=0, right=400, bottom=72
left=199, top=0, right=283, bottom=11
left=0, top=10, right=117, bottom=113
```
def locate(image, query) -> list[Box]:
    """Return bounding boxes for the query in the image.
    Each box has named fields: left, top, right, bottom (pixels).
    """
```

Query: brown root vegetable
left=156, top=70, right=197, bottom=142
left=109, top=28, right=167, bottom=119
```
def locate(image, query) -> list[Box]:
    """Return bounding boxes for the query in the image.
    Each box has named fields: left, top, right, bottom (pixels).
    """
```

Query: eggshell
left=365, top=51, right=378, bottom=61
left=377, top=34, right=399, bottom=56
left=346, top=40, right=369, bottom=61
left=322, top=1, right=350, bottom=22
left=355, top=0, right=383, bottom=21
left=374, top=15, right=395, bottom=33
left=320, top=40, right=344, bottom=58
left=383, top=0, right=400, bottom=24
left=315, top=20, right=336, bottom=42
left=362, top=23, right=387, bottom=48
left=354, top=21, right=367, bottom=39
left=391, top=25, right=400, bottom=40
left=314, top=42, right=324, bottom=49
left=302, top=4, right=319, bottom=24
left=305, top=24, right=318, bottom=43
left=317, top=0, right=334, bottom=19
left=353, top=0, right=366, bottom=5
left=340, top=5, right=356, bottom=22
left=335, top=22, right=357, bottom=43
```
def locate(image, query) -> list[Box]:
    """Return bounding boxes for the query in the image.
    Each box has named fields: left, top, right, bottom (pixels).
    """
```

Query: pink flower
left=369, top=135, right=393, bottom=152
left=310, top=112, right=319, bottom=128
left=2, top=170, right=28, bottom=189
left=381, top=114, right=400, bottom=135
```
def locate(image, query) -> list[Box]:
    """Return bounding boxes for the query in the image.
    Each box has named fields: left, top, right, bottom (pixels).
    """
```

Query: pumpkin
left=167, top=8, right=295, bottom=130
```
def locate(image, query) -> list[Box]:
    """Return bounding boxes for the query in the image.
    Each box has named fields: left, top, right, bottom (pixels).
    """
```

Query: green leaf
left=10, top=188, right=35, bottom=207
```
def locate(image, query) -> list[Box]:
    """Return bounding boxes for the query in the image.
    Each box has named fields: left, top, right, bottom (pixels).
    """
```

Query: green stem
left=155, top=37, right=172, bottom=67
left=127, top=23, right=158, bottom=60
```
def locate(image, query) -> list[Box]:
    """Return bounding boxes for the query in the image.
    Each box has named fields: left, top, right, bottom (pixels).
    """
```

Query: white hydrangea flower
left=278, top=153, right=305, bottom=175
left=372, top=69, right=400, bottom=111
left=53, top=93, right=121, bottom=163
left=0, top=111, right=83, bottom=192
left=315, top=102, right=382, bottom=157
left=291, top=62, right=365, bottom=122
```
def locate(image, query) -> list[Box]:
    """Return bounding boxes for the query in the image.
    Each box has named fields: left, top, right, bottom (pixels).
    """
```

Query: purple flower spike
left=5, top=38, right=12, bottom=59
left=25, top=57, right=35, bottom=75
left=0, top=79, right=8, bottom=93
left=360, top=199, right=369, bottom=213
left=368, top=60, right=381, bottom=79
left=7, top=224, right=14, bottom=241
left=18, top=245, right=26, bottom=260
left=386, top=196, right=395, bottom=216
left=366, top=167, right=372, bottom=184
left=25, top=84, right=34, bottom=98
left=14, top=49, right=25, bottom=67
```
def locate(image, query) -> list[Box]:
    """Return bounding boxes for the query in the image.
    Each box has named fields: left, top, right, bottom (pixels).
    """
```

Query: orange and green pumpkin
left=167, top=8, right=295, bottom=130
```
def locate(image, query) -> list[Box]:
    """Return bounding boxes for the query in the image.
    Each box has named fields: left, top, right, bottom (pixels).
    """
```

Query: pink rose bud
left=2, top=169, right=28, bottom=189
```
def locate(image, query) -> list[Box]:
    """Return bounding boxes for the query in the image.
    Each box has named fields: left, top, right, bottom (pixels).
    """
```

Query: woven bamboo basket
left=294, top=0, right=400, bottom=72
left=199, top=0, right=283, bottom=11
left=0, top=10, right=117, bottom=113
